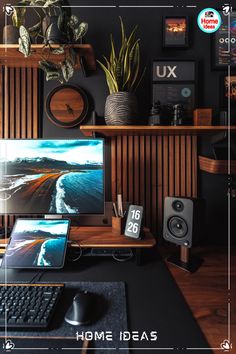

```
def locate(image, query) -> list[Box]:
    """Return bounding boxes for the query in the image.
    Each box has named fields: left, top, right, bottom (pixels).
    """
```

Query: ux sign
left=153, top=61, right=195, bottom=82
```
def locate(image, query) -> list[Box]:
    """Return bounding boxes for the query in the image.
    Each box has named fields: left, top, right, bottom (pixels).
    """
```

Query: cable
left=67, top=240, right=83, bottom=262
left=112, top=249, right=134, bottom=262
left=30, top=270, right=46, bottom=284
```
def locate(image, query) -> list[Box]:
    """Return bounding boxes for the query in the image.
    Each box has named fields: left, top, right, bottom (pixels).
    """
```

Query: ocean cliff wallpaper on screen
left=2, top=219, right=69, bottom=268
left=0, top=139, right=104, bottom=215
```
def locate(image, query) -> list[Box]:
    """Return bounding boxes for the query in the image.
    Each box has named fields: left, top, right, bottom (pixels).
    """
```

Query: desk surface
left=0, top=251, right=209, bottom=352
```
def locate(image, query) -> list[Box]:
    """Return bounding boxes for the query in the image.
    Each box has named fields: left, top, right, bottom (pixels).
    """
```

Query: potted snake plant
left=98, top=17, right=145, bottom=125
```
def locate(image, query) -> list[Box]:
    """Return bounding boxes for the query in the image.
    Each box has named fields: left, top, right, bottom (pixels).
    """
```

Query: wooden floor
left=162, top=246, right=236, bottom=353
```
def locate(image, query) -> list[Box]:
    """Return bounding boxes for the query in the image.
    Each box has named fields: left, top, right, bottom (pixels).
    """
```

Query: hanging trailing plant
left=16, top=0, right=88, bottom=83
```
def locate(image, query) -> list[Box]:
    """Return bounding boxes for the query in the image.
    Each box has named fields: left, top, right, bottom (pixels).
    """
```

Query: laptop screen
left=2, top=219, right=70, bottom=269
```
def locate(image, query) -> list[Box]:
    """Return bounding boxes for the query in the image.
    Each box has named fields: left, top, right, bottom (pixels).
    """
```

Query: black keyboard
left=0, top=283, right=64, bottom=329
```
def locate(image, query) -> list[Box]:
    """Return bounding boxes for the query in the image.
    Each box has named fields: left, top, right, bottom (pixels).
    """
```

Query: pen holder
left=112, top=216, right=126, bottom=236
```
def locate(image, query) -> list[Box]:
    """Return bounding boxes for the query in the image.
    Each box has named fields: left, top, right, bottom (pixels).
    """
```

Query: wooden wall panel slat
left=0, top=66, right=40, bottom=231
left=163, top=136, right=169, bottom=200
left=117, top=136, right=122, bottom=195
left=134, top=136, right=140, bottom=205
left=128, top=136, right=134, bottom=203
left=4, top=67, right=9, bottom=138
left=157, top=136, right=163, bottom=233
left=15, top=68, right=21, bottom=139
left=192, top=136, right=198, bottom=198
left=0, top=67, right=3, bottom=139
left=111, top=137, right=117, bottom=201
left=180, top=136, right=186, bottom=196
left=169, top=136, right=174, bottom=197
left=145, top=136, right=151, bottom=229
left=122, top=136, right=128, bottom=202
left=33, top=68, right=38, bottom=138
left=186, top=136, right=192, bottom=197
left=21, top=68, right=26, bottom=138
left=139, top=136, right=145, bottom=223
left=151, top=136, right=157, bottom=234
left=111, top=134, right=198, bottom=237
left=10, top=68, right=15, bottom=139
left=175, top=136, right=180, bottom=196
left=27, top=68, right=32, bottom=138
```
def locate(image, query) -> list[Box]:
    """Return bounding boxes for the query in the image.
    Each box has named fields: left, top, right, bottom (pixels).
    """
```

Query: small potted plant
left=98, top=17, right=145, bottom=125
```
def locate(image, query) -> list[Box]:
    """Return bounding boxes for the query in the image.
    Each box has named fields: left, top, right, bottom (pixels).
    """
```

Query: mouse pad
left=0, top=282, right=128, bottom=354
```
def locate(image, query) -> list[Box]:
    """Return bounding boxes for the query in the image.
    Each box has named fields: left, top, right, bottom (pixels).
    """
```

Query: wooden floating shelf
left=0, top=44, right=96, bottom=70
left=80, top=125, right=236, bottom=137
left=199, top=156, right=236, bottom=175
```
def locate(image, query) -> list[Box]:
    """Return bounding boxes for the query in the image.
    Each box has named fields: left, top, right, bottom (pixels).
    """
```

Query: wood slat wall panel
left=0, top=66, right=40, bottom=230
left=111, top=135, right=198, bottom=237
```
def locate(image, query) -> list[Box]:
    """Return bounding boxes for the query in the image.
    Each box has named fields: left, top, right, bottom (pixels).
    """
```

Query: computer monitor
left=0, top=139, right=104, bottom=215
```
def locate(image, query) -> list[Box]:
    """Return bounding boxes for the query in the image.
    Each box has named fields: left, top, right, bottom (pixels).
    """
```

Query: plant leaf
left=69, top=47, right=77, bottom=66
left=43, top=0, right=62, bottom=7
left=97, top=60, right=118, bottom=93
left=68, top=15, right=80, bottom=29
left=19, top=26, right=31, bottom=57
left=74, top=22, right=88, bottom=41
left=61, top=59, right=74, bottom=82
left=129, top=42, right=140, bottom=90
left=39, top=60, right=61, bottom=81
left=45, top=23, right=53, bottom=41
left=28, top=21, right=41, bottom=37
left=51, top=46, right=64, bottom=55
left=12, top=7, right=26, bottom=28
left=57, top=13, right=64, bottom=31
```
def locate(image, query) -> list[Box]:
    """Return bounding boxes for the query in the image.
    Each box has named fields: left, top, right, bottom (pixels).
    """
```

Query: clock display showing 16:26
left=124, top=205, right=143, bottom=239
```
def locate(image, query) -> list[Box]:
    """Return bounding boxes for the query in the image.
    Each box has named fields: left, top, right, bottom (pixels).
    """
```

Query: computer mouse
left=64, top=291, right=96, bottom=326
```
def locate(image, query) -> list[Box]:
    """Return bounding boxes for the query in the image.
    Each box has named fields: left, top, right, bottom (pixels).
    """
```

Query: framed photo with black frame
left=163, top=16, right=189, bottom=48
left=212, top=10, right=236, bottom=70
left=152, top=59, right=197, bottom=125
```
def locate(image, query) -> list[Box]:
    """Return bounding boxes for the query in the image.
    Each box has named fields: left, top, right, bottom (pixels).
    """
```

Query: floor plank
left=162, top=247, right=236, bottom=353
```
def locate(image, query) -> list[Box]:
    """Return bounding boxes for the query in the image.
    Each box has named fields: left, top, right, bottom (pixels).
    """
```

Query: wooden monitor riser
left=0, top=226, right=156, bottom=254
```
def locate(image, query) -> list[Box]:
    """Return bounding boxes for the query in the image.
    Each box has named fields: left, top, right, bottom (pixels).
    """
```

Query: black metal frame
left=163, top=16, right=189, bottom=48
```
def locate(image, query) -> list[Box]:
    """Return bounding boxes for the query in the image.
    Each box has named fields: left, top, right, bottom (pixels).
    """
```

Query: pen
left=113, top=202, right=118, bottom=217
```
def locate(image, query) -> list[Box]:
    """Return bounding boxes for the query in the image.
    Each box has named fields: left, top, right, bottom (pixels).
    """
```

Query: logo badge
left=197, top=8, right=222, bottom=33
left=3, top=339, right=15, bottom=352
left=222, top=4, right=232, bottom=16
left=3, top=4, right=14, bottom=16
left=220, top=339, right=232, bottom=351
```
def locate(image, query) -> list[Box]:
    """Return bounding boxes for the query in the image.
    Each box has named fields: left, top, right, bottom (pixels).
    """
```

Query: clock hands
left=66, top=104, right=74, bottom=116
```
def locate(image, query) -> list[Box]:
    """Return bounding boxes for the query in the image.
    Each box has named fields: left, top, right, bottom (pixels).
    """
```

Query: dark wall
left=1, top=0, right=235, bottom=243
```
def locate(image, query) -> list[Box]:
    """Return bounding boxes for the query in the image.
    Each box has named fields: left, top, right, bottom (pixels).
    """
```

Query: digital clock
left=124, top=205, right=143, bottom=239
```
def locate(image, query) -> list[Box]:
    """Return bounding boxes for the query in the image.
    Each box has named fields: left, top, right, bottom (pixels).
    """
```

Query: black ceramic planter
left=3, top=25, right=19, bottom=44
left=104, top=92, right=139, bottom=126
left=42, top=16, right=64, bottom=44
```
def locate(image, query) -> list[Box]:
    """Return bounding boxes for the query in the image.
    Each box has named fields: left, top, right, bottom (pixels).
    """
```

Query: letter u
left=156, top=66, right=166, bottom=78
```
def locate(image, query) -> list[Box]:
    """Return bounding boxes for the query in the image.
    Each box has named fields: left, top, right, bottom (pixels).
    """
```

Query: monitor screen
left=2, top=219, right=70, bottom=269
left=0, top=139, right=104, bottom=215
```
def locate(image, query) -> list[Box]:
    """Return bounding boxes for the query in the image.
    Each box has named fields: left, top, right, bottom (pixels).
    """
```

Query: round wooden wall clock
left=46, top=85, right=89, bottom=128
